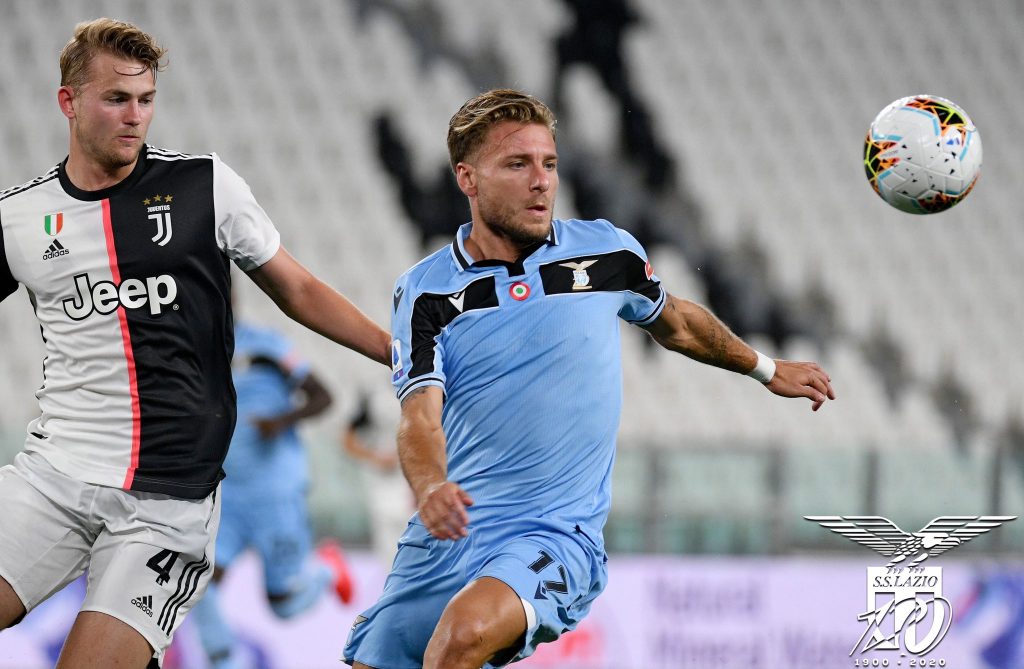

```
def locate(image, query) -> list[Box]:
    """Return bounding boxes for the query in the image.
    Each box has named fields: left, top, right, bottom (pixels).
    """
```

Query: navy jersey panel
left=0, top=216, right=18, bottom=301
left=106, top=158, right=236, bottom=493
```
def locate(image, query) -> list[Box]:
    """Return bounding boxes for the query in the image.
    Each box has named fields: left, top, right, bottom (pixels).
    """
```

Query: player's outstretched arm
left=643, top=293, right=835, bottom=411
left=399, top=386, right=473, bottom=540
left=247, top=247, right=391, bottom=366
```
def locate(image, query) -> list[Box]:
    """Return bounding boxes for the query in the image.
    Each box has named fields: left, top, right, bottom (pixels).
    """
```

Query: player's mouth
left=526, top=203, right=549, bottom=216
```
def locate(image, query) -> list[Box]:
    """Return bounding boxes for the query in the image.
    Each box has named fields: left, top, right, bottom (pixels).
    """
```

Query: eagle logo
left=559, top=259, right=599, bottom=290
left=804, top=516, right=1015, bottom=568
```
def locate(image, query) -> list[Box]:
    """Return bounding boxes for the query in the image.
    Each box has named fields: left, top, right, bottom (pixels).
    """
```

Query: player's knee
left=430, top=616, right=492, bottom=663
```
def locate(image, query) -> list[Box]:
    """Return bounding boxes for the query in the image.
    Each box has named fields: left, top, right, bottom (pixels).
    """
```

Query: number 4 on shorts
left=147, top=549, right=181, bottom=585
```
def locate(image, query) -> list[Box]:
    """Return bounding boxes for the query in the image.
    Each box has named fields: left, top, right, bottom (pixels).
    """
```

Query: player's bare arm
left=253, top=371, right=332, bottom=439
left=342, top=427, right=399, bottom=471
left=644, top=292, right=835, bottom=410
left=398, top=386, right=473, bottom=540
left=247, top=247, right=391, bottom=366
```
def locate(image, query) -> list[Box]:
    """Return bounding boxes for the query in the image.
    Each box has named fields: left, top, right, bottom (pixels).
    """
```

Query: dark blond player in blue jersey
left=0, top=18, right=389, bottom=669
left=343, top=89, right=835, bottom=669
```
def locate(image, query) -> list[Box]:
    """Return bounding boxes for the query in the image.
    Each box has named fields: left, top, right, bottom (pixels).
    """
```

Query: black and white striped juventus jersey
left=0, top=146, right=280, bottom=499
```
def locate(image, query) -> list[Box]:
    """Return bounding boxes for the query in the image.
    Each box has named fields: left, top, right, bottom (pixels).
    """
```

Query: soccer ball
left=864, top=95, right=982, bottom=214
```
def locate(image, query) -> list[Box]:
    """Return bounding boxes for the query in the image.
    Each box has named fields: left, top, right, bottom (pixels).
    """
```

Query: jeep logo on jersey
left=62, top=273, right=178, bottom=320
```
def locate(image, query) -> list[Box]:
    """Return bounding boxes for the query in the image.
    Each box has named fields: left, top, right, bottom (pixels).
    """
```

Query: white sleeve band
left=748, top=350, right=776, bottom=384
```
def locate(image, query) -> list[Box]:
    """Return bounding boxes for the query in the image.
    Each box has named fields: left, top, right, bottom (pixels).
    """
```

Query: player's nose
left=123, top=101, right=143, bottom=125
left=530, top=164, right=549, bottom=192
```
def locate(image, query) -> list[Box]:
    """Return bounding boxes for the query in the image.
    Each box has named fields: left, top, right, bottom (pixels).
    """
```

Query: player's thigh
left=474, top=530, right=607, bottom=666
left=0, top=575, right=25, bottom=629
left=251, top=491, right=313, bottom=594
left=56, top=610, right=154, bottom=669
left=426, top=576, right=526, bottom=662
left=84, top=485, right=220, bottom=663
left=0, top=454, right=93, bottom=620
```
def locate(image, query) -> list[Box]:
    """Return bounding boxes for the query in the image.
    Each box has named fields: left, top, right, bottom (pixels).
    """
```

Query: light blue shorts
left=215, top=486, right=311, bottom=595
left=342, top=517, right=607, bottom=668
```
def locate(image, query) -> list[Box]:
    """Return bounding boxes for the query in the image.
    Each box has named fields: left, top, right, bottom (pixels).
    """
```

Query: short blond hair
left=59, top=18, right=166, bottom=90
left=447, top=89, right=556, bottom=169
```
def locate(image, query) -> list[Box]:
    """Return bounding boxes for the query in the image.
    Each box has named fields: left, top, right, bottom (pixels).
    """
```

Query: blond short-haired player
left=0, top=18, right=389, bottom=668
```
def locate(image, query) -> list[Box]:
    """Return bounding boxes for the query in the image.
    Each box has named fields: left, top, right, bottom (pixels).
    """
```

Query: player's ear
left=57, top=86, right=77, bottom=120
left=454, top=162, right=477, bottom=197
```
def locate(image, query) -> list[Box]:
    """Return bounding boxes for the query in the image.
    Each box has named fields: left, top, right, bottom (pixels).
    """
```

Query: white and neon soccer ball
left=864, top=95, right=982, bottom=214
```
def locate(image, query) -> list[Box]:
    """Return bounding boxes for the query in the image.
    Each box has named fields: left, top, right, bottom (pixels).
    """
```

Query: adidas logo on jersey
left=131, top=594, right=154, bottom=617
left=42, top=239, right=70, bottom=260
left=62, top=273, right=179, bottom=320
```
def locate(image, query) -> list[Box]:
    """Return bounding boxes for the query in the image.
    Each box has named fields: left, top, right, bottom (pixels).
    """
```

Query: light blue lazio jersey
left=390, top=218, right=665, bottom=539
left=223, top=322, right=311, bottom=495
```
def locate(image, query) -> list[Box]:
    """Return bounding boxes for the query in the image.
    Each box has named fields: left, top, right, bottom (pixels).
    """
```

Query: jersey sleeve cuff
left=240, top=234, right=281, bottom=272
left=397, top=375, right=446, bottom=402
left=628, top=288, right=667, bottom=326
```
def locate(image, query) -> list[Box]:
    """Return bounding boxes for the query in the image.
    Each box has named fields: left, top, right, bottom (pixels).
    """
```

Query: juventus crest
left=143, top=194, right=174, bottom=246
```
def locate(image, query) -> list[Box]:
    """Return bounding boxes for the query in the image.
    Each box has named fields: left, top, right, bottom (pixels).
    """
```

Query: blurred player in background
left=343, top=89, right=835, bottom=669
left=191, top=317, right=354, bottom=669
left=342, top=389, right=413, bottom=569
left=0, top=18, right=389, bottom=669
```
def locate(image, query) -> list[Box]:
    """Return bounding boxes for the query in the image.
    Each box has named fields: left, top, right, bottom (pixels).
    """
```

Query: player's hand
left=375, top=452, right=400, bottom=472
left=765, top=360, right=835, bottom=411
left=419, top=481, right=474, bottom=541
left=253, top=415, right=289, bottom=439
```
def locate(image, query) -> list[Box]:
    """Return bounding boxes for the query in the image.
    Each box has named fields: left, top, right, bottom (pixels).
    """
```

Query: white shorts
left=0, top=450, right=220, bottom=664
